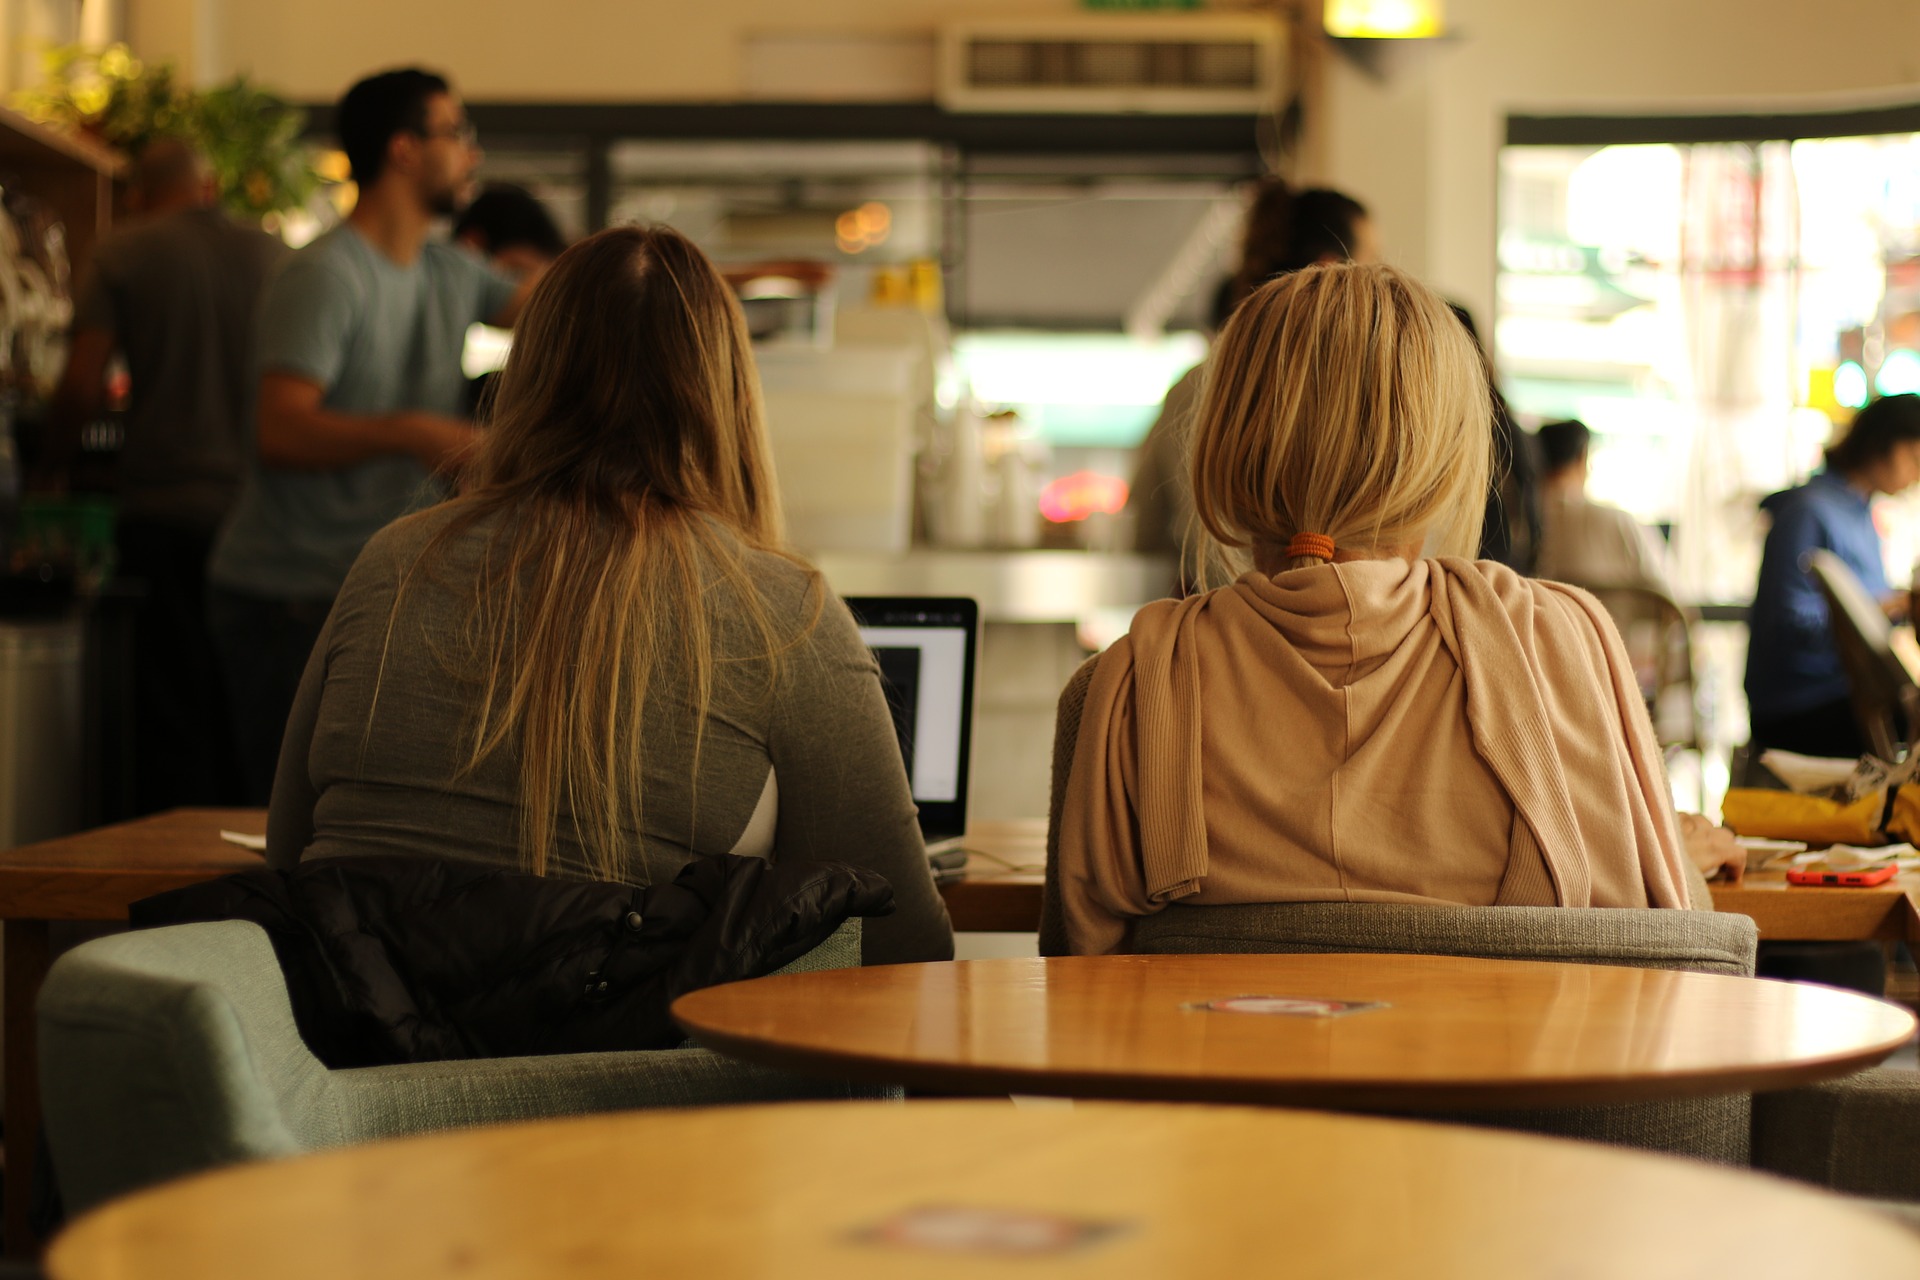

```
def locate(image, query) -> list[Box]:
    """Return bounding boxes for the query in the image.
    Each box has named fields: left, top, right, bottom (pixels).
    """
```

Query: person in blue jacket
left=1745, top=393, right=1920, bottom=757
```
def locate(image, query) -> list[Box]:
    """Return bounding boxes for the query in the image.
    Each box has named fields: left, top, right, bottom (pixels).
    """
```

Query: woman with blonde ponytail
left=1132, top=179, right=1374, bottom=561
left=264, top=224, right=952, bottom=966
left=1047, top=263, right=1699, bottom=956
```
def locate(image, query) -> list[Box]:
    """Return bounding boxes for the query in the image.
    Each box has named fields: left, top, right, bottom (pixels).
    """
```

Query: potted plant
left=12, top=43, right=320, bottom=223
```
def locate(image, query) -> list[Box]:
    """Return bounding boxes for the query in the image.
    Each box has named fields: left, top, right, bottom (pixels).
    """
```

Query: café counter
left=812, top=548, right=1176, bottom=626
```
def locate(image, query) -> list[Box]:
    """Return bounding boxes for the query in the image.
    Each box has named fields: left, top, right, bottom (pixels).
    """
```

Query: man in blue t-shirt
left=208, top=67, right=539, bottom=802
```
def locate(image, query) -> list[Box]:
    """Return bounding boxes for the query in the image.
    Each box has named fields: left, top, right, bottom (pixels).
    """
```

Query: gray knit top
left=265, top=503, right=954, bottom=965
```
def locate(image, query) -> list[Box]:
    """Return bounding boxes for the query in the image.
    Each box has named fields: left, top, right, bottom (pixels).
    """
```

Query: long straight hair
left=1191, top=262, right=1492, bottom=574
left=388, top=224, right=816, bottom=880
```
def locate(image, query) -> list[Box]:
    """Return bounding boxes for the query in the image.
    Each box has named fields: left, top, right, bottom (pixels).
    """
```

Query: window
left=1499, top=126, right=1920, bottom=599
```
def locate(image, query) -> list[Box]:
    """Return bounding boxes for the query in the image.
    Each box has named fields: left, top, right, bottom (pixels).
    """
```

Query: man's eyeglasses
left=415, top=121, right=478, bottom=148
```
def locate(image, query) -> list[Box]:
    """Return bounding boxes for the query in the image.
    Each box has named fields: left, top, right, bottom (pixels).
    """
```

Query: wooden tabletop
left=1710, top=868, right=1920, bottom=942
left=942, top=828, right=1920, bottom=943
left=45, top=1101, right=1920, bottom=1280
left=937, top=820, right=1046, bottom=932
left=14, top=810, right=1919, bottom=945
left=0, top=806, right=1050, bottom=932
left=673, top=953, right=1917, bottom=1110
left=0, top=808, right=263, bottom=920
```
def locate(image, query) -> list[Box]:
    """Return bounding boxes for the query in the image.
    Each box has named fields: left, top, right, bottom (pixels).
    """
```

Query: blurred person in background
left=1131, top=180, right=1374, bottom=566
left=453, top=181, right=566, bottom=279
left=48, top=136, right=287, bottom=811
left=207, top=67, right=539, bottom=803
left=452, top=182, right=568, bottom=418
left=1745, top=393, right=1920, bottom=759
left=1533, top=418, right=1675, bottom=595
left=1448, top=303, right=1540, bottom=574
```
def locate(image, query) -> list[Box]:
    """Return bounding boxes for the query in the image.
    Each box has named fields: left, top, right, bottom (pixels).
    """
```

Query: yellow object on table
left=1883, top=784, right=1920, bottom=844
left=1720, top=788, right=1887, bottom=846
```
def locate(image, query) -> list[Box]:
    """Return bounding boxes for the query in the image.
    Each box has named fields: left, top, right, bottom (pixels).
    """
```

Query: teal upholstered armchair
left=38, top=918, right=886, bottom=1216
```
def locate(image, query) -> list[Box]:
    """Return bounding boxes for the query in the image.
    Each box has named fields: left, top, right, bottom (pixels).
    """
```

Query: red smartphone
left=1784, top=864, right=1899, bottom=887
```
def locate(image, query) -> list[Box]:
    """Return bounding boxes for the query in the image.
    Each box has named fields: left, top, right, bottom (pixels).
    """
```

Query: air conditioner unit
left=938, top=14, right=1286, bottom=116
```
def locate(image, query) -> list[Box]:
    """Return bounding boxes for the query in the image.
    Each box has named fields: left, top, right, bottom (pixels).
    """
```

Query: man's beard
left=427, top=180, right=463, bottom=217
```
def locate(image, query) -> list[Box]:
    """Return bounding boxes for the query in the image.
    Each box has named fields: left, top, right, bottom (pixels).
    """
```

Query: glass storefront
left=1499, top=133, right=1920, bottom=602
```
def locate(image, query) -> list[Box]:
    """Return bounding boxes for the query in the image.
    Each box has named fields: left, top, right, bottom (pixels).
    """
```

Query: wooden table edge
left=942, top=878, right=1920, bottom=943
left=48, top=1097, right=1920, bottom=1280
left=1707, top=884, right=1919, bottom=943
left=0, top=867, right=261, bottom=920
left=673, top=1020, right=1912, bottom=1112
left=935, top=877, right=1044, bottom=932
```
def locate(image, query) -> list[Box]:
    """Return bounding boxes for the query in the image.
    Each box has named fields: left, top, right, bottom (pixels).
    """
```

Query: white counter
left=812, top=549, right=1177, bottom=624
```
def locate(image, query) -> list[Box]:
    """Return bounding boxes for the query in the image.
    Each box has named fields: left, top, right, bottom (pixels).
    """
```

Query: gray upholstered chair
left=1129, top=900, right=1760, bottom=1164
left=1128, top=902, right=1920, bottom=1231
left=1752, top=1070, right=1920, bottom=1209
left=38, top=918, right=888, bottom=1216
left=1579, top=583, right=1705, bottom=804
left=1128, top=899, right=1753, bottom=973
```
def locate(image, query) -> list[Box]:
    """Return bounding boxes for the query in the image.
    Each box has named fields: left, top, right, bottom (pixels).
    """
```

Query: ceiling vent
left=938, top=15, right=1286, bottom=115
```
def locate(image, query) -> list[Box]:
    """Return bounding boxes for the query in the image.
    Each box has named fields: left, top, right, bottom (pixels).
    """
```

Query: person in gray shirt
left=49, top=137, right=286, bottom=810
left=267, top=223, right=953, bottom=965
left=207, top=68, right=537, bottom=802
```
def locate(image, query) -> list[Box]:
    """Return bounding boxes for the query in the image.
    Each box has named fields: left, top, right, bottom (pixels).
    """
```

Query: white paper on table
left=1788, top=842, right=1920, bottom=870
left=1758, top=749, right=1867, bottom=794
left=219, top=830, right=268, bottom=852
left=1735, top=837, right=1808, bottom=871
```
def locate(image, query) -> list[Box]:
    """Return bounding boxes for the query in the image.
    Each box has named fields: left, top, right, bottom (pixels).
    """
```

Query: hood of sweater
left=1227, top=558, right=1434, bottom=688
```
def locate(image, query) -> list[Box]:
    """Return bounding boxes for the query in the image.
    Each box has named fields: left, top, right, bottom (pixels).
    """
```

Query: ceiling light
left=1324, top=0, right=1444, bottom=39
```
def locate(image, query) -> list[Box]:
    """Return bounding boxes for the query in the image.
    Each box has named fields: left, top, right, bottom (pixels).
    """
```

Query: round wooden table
left=46, top=1102, right=1920, bottom=1279
left=672, top=953, right=1918, bottom=1109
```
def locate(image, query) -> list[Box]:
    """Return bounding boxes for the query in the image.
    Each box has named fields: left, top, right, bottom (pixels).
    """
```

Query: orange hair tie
left=1286, top=532, right=1336, bottom=562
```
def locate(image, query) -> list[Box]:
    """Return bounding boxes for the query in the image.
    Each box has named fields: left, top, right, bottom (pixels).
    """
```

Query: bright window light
left=1875, top=349, right=1920, bottom=397
left=1836, top=360, right=1870, bottom=409
left=954, top=331, right=1207, bottom=448
left=463, top=324, right=512, bottom=380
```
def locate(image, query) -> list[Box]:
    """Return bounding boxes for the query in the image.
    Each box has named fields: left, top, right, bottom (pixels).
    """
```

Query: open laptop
left=843, top=597, right=979, bottom=866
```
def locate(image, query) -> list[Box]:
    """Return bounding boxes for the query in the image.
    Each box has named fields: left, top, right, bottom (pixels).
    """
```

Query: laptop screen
left=843, top=597, right=978, bottom=844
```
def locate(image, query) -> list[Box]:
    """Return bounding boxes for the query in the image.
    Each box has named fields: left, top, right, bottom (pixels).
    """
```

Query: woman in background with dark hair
left=1746, top=393, right=1920, bottom=757
left=453, top=182, right=567, bottom=279
left=1132, top=179, right=1374, bottom=562
left=1209, top=183, right=1374, bottom=330
left=1448, top=302, right=1541, bottom=573
left=453, top=183, right=570, bottom=419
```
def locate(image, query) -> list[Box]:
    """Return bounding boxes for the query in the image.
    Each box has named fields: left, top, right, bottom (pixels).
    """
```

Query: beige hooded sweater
left=1056, top=557, right=1695, bottom=955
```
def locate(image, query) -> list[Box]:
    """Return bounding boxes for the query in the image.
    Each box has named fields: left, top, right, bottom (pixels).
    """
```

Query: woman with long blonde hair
left=265, top=224, right=953, bottom=965
left=1047, top=263, right=1698, bottom=955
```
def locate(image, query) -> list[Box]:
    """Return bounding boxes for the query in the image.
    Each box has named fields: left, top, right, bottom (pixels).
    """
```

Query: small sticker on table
left=1185, top=995, right=1388, bottom=1017
left=850, top=1205, right=1130, bottom=1257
